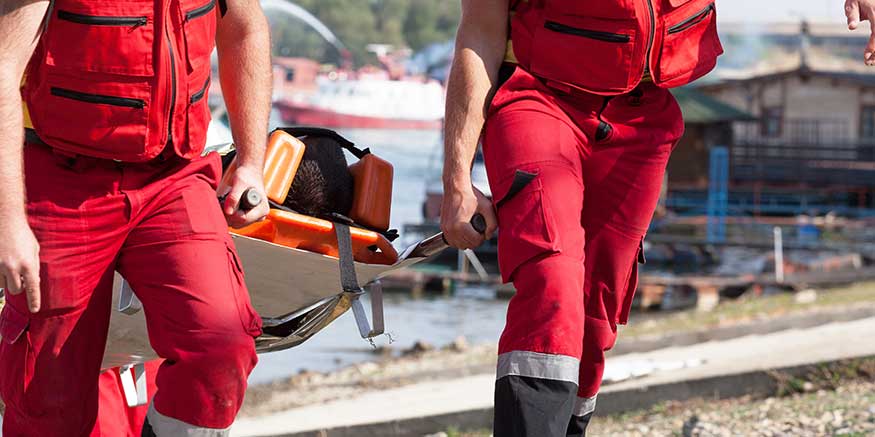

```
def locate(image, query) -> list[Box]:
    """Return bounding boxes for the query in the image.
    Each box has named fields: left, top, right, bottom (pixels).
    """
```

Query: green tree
left=403, top=0, right=460, bottom=51
left=371, top=0, right=410, bottom=47
left=267, top=0, right=461, bottom=65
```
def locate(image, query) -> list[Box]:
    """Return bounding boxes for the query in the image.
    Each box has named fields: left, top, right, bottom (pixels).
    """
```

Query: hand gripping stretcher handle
left=442, top=214, right=487, bottom=245
left=409, top=214, right=488, bottom=260
left=218, top=187, right=262, bottom=212
left=409, top=170, right=537, bottom=260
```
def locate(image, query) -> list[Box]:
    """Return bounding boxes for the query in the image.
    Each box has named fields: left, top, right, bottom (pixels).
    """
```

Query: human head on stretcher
left=221, top=128, right=399, bottom=265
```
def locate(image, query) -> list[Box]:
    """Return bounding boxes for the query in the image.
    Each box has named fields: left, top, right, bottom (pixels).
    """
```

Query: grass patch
left=622, top=281, right=875, bottom=339
left=770, top=357, right=875, bottom=397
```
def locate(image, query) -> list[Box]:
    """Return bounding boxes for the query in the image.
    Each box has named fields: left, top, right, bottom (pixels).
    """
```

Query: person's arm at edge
left=215, top=0, right=272, bottom=228
left=440, top=0, right=508, bottom=250
left=0, top=1, right=50, bottom=313
left=846, top=0, right=875, bottom=64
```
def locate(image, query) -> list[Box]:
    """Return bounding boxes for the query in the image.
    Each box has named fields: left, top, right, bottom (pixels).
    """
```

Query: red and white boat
left=272, top=56, right=446, bottom=130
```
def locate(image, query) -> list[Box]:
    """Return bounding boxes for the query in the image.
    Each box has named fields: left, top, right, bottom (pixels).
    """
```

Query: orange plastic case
left=348, top=154, right=394, bottom=231
left=222, top=130, right=305, bottom=204
left=234, top=209, right=398, bottom=265
left=229, top=128, right=397, bottom=265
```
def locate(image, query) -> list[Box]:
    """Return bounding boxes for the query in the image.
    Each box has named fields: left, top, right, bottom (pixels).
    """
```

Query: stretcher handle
left=239, top=188, right=262, bottom=212
left=219, top=187, right=262, bottom=213
left=470, top=213, right=487, bottom=234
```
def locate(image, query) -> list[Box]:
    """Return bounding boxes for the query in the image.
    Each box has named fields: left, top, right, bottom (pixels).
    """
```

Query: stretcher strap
left=118, top=279, right=143, bottom=315
left=334, top=223, right=361, bottom=294
left=334, top=223, right=384, bottom=339
left=120, top=363, right=148, bottom=407
left=276, top=127, right=370, bottom=159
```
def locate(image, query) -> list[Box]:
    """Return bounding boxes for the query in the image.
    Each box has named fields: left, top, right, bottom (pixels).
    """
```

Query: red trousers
left=485, top=67, right=683, bottom=435
left=0, top=145, right=261, bottom=435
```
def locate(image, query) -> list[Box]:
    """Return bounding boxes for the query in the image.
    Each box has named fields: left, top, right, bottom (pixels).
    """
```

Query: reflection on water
left=250, top=286, right=508, bottom=385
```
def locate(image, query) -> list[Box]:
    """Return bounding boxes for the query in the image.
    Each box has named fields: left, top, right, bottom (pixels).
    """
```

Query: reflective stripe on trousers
left=497, top=351, right=580, bottom=384
left=574, top=395, right=597, bottom=417
left=147, top=404, right=231, bottom=436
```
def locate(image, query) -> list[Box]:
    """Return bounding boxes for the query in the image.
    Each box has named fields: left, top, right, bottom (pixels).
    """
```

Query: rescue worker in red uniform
left=441, top=0, right=722, bottom=435
left=0, top=0, right=272, bottom=435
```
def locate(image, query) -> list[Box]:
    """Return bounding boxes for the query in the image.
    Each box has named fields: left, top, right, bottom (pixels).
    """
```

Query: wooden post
left=457, top=249, right=469, bottom=275
left=696, top=284, right=720, bottom=312
left=774, top=226, right=784, bottom=284
left=411, top=271, right=425, bottom=299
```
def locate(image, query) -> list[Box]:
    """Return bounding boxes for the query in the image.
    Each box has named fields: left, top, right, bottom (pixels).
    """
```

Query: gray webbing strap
left=120, top=363, right=148, bottom=407
left=118, top=279, right=143, bottom=315
left=334, top=223, right=361, bottom=294
left=334, top=223, right=384, bottom=339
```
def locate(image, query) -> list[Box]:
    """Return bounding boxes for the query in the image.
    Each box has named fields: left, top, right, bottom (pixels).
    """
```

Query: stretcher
left=102, top=203, right=462, bottom=370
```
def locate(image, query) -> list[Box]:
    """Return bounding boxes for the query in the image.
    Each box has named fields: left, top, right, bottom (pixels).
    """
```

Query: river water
left=249, top=127, right=512, bottom=385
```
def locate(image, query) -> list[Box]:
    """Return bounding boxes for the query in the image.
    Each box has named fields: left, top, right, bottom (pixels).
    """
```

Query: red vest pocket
left=180, top=0, right=218, bottom=74
left=33, top=74, right=152, bottom=161
left=653, top=0, right=722, bottom=87
left=185, top=74, right=212, bottom=158
left=530, top=14, right=640, bottom=94
left=45, top=3, right=155, bottom=76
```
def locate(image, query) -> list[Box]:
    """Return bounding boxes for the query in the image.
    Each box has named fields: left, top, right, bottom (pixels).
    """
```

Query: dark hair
left=283, top=135, right=354, bottom=217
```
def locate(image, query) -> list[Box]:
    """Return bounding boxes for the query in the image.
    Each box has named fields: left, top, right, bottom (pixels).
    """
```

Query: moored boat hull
left=275, top=101, right=442, bottom=130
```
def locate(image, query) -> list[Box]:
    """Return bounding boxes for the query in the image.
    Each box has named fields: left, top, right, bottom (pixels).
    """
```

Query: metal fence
left=731, top=120, right=875, bottom=185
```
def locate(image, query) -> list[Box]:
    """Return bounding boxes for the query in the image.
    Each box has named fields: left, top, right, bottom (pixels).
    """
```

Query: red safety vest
left=23, top=0, right=217, bottom=162
left=510, top=0, right=723, bottom=95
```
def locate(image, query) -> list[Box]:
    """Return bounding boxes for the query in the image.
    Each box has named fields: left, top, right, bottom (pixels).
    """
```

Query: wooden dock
left=381, top=264, right=875, bottom=312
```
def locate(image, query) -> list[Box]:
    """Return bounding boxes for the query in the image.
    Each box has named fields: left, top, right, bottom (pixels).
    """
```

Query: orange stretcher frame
left=233, top=209, right=398, bottom=265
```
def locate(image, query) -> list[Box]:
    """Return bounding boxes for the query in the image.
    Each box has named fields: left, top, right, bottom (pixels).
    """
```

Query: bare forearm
left=443, top=0, right=508, bottom=190
left=0, top=1, right=49, bottom=223
left=217, top=9, right=272, bottom=170
left=0, top=80, right=25, bottom=222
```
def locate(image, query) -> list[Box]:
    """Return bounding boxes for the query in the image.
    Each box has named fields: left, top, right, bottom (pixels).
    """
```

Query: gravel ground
left=443, top=360, right=875, bottom=437
left=444, top=376, right=875, bottom=437
left=589, top=380, right=875, bottom=437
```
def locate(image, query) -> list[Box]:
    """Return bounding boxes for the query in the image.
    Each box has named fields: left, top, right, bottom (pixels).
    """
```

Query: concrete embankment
left=232, top=314, right=875, bottom=437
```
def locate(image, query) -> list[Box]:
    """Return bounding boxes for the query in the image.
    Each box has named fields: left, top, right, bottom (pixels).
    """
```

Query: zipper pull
left=130, top=17, right=147, bottom=31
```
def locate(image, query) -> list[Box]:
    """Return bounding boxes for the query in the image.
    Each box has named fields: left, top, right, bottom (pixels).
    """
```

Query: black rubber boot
left=566, top=411, right=594, bottom=437
left=493, top=375, right=577, bottom=437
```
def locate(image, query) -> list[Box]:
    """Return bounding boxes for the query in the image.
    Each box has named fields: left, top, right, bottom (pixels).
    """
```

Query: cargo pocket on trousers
left=0, top=303, right=35, bottom=412
left=616, top=238, right=645, bottom=325
left=225, top=240, right=263, bottom=338
left=494, top=174, right=560, bottom=283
